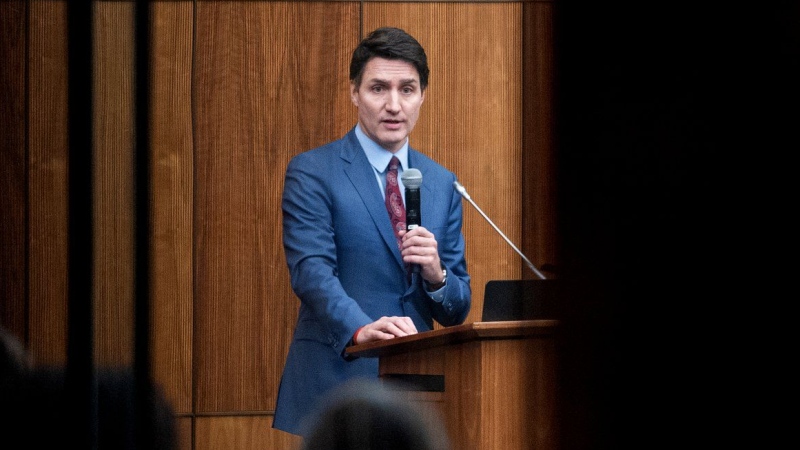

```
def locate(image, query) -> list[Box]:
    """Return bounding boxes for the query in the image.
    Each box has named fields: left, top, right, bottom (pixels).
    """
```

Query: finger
left=360, top=328, right=397, bottom=343
left=388, top=316, right=417, bottom=334
left=372, top=317, right=411, bottom=337
left=403, top=226, right=432, bottom=241
left=410, top=226, right=431, bottom=237
left=399, top=316, right=418, bottom=333
left=374, top=319, right=405, bottom=337
left=403, top=235, right=437, bottom=251
left=402, top=251, right=439, bottom=269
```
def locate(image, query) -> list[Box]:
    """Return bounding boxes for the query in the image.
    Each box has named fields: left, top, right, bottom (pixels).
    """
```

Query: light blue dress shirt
left=354, top=125, right=409, bottom=203
left=353, top=125, right=445, bottom=298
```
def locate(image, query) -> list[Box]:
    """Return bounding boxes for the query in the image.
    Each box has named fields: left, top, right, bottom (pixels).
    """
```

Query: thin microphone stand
left=454, top=182, right=547, bottom=280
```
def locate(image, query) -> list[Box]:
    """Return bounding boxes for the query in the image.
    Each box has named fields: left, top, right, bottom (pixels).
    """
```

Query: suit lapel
left=340, top=131, right=405, bottom=268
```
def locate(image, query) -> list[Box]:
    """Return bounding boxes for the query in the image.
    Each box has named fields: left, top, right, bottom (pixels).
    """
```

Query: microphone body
left=453, top=181, right=547, bottom=280
left=401, top=169, right=423, bottom=230
left=405, top=187, right=421, bottom=230
left=401, top=169, right=423, bottom=273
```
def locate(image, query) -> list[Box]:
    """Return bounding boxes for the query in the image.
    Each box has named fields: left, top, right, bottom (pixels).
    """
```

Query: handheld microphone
left=453, top=181, right=547, bottom=280
left=401, top=169, right=422, bottom=230
left=401, top=169, right=423, bottom=274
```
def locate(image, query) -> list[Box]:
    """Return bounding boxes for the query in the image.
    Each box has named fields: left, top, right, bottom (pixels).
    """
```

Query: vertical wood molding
left=92, top=1, right=136, bottom=367
left=151, top=0, right=195, bottom=414
left=28, top=0, right=69, bottom=365
left=522, top=1, right=557, bottom=277
left=0, top=0, right=27, bottom=341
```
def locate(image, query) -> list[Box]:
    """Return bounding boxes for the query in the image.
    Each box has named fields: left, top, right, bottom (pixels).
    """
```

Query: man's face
left=350, top=57, right=426, bottom=153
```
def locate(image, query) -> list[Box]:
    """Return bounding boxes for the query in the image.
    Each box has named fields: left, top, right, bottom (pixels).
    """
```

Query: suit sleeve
left=282, top=154, right=372, bottom=355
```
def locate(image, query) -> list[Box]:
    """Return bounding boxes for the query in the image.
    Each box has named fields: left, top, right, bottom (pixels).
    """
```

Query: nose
left=385, top=90, right=400, bottom=113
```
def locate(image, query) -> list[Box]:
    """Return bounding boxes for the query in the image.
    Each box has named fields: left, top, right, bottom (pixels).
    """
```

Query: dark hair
left=350, top=27, right=430, bottom=90
left=301, top=379, right=448, bottom=450
left=1, top=354, right=177, bottom=449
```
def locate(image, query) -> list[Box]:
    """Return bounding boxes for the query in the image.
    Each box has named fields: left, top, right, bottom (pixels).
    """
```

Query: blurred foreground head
left=301, top=378, right=449, bottom=450
left=1, top=326, right=176, bottom=449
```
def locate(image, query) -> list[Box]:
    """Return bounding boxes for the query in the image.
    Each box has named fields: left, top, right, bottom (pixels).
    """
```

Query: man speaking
left=273, top=27, right=472, bottom=436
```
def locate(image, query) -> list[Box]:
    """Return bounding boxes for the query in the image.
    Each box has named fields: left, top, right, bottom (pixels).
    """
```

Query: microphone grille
left=401, top=168, right=423, bottom=189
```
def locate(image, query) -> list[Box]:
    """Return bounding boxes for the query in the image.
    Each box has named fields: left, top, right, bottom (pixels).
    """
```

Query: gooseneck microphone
left=401, top=168, right=423, bottom=274
left=453, top=181, right=547, bottom=280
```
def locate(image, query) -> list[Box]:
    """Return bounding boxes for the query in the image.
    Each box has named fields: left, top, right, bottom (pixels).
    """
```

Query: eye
left=371, top=85, right=385, bottom=93
left=402, top=86, right=416, bottom=95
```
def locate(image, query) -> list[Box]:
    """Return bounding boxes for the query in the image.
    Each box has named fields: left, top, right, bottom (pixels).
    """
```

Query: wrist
left=425, top=266, right=447, bottom=290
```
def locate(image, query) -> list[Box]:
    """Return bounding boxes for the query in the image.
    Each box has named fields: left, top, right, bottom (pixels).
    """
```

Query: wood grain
left=192, top=1, right=359, bottom=412
left=27, top=0, right=70, bottom=365
left=371, top=321, right=559, bottom=450
left=92, top=1, right=136, bottom=367
left=364, top=3, right=524, bottom=324
left=151, top=0, right=195, bottom=414
left=0, top=0, right=27, bottom=342
left=195, top=415, right=302, bottom=450
left=522, top=1, right=558, bottom=277
left=3, top=3, right=558, bottom=448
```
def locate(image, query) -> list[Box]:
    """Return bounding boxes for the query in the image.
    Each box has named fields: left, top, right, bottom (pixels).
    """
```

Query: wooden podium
left=348, top=320, right=559, bottom=450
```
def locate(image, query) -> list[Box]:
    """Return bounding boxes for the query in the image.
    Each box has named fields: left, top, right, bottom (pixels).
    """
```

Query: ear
left=350, top=81, right=359, bottom=107
left=420, top=87, right=426, bottom=105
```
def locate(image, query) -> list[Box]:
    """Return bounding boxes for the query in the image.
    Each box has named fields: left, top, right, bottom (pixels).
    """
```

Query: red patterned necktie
left=385, top=156, right=406, bottom=250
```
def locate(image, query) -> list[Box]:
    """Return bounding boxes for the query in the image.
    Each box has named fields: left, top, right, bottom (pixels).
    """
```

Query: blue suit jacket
left=273, top=128, right=471, bottom=435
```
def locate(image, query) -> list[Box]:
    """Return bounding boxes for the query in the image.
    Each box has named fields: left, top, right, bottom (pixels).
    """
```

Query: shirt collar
left=355, top=124, right=409, bottom=173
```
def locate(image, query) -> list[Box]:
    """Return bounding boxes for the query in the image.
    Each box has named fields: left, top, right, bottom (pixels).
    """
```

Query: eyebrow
left=367, top=77, right=419, bottom=86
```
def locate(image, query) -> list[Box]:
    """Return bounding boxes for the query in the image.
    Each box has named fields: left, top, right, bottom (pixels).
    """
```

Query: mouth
left=382, top=119, right=404, bottom=128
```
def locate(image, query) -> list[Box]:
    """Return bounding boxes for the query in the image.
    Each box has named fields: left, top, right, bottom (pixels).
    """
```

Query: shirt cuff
left=352, top=325, right=365, bottom=345
left=425, top=282, right=446, bottom=302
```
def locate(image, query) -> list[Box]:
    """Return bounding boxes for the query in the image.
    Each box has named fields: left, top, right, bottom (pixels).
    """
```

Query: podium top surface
left=346, top=319, right=558, bottom=359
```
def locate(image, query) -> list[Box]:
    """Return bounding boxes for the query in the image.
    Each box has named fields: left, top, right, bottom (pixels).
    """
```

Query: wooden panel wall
left=363, top=2, right=525, bottom=327
left=0, top=0, right=27, bottom=341
left=93, top=1, right=137, bottom=367
left=522, top=2, right=557, bottom=272
left=1, top=2, right=556, bottom=449
left=28, top=0, right=69, bottom=365
left=151, top=0, right=195, bottom=417
left=191, top=1, right=359, bottom=416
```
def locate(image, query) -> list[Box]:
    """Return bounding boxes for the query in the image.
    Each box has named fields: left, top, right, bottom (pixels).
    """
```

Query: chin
left=379, top=134, right=407, bottom=148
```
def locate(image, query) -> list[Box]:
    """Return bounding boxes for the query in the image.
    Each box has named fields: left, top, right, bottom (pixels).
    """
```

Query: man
left=273, top=27, right=471, bottom=436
